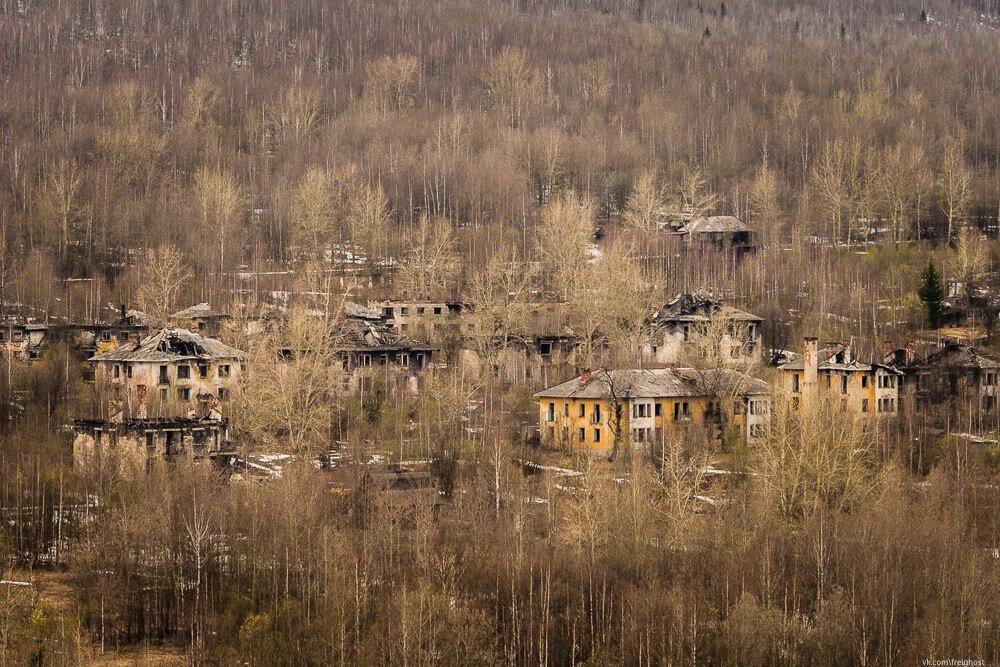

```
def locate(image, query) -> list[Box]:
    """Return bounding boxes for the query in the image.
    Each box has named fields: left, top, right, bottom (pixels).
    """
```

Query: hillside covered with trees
left=0, top=0, right=999, bottom=664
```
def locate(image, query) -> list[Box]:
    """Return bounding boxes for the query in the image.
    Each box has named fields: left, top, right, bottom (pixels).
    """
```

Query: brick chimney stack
left=803, top=337, right=818, bottom=402
left=580, top=368, right=592, bottom=385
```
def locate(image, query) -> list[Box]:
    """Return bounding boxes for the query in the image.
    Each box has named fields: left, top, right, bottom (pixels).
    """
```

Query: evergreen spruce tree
left=918, top=260, right=946, bottom=329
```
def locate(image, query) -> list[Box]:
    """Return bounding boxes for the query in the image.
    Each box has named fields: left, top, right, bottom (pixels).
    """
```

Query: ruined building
left=74, top=328, right=245, bottom=473
left=640, top=293, right=762, bottom=366
left=780, top=338, right=902, bottom=415
left=88, top=328, right=245, bottom=419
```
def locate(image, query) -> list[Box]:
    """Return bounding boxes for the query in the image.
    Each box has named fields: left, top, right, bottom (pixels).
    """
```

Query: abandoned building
left=894, top=343, right=1000, bottom=417
left=170, top=302, right=231, bottom=336
left=534, top=367, right=771, bottom=452
left=0, top=306, right=155, bottom=363
left=780, top=338, right=902, bottom=415
left=342, top=301, right=384, bottom=322
left=368, top=300, right=465, bottom=332
left=0, top=322, right=48, bottom=360
left=333, top=318, right=435, bottom=388
left=73, top=417, right=231, bottom=475
left=89, top=328, right=245, bottom=418
left=679, top=215, right=754, bottom=253
left=640, top=293, right=763, bottom=365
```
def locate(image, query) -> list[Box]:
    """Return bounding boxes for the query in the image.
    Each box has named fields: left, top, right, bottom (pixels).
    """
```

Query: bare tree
left=395, top=214, right=460, bottom=299
left=194, top=167, right=243, bottom=274
left=938, top=135, right=972, bottom=244
left=464, top=248, right=536, bottom=376
left=36, top=158, right=84, bottom=262
left=135, top=244, right=191, bottom=321
left=289, top=167, right=335, bottom=260
left=536, top=191, right=595, bottom=301
left=622, top=170, right=667, bottom=237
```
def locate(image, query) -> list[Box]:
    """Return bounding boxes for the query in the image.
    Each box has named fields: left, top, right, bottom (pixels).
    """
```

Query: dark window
left=177, top=365, right=191, bottom=379
left=113, top=365, right=120, bottom=378
left=654, top=403, right=662, bottom=417
left=218, top=364, right=231, bottom=377
left=433, top=307, right=442, bottom=315
left=841, top=375, right=848, bottom=394
left=546, top=403, right=555, bottom=422
left=792, top=373, right=800, bottom=393
left=218, top=387, right=227, bottom=400
left=178, top=387, right=191, bottom=401
left=159, top=365, right=169, bottom=385
left=578, top=427, right=585, bottom=441
left=199, top=364, right=209, bottom=378
left=593, top=428, right=600, bottom=443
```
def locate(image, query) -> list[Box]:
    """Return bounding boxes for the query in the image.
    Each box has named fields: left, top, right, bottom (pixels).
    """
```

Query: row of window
left=546, top=399, right=758, bottom=424
left=548, top=426, right=602, bottom=444
left=792, top=371, right=898, bottom=394
left=358, top=353, right=425, bottom=368
left=112, top=363, right=234, bottom=382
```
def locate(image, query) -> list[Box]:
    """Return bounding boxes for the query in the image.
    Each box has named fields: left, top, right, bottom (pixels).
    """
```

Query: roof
left=342, top=301, right=383, bottom=321
left=683, top=215, right=751, bottom=235
left=919, top=343, right=1000, bottom=370
left=649, top=293, right=762, bottom=325
left=171, top=302, right=228, bottom=320
left=780, top=343, right=902, bottom=374
left=89, top=328, right=246, bottom=363
left=124, top=309, right=165, bottom=328
left=333, top=319, right=434, bottom=352
left=533, top=368, right=771, bottom=400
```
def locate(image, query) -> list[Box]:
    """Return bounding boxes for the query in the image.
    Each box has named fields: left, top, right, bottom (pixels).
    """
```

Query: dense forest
left=1, top=0, right=999, bottom=664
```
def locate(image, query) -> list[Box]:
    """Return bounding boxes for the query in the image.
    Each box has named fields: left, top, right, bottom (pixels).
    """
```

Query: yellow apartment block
left=779, top=338, right=902, bottom=415
left=533, top=368, right=771, bottom=452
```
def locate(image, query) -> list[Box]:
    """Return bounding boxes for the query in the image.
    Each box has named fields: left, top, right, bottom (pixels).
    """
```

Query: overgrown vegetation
left=1, top=0, right=1000, bottom=664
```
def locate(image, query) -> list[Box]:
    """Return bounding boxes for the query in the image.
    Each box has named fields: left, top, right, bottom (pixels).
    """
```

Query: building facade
left=640, top=293, right=763, bottom=366
left=780, top=338, right=902, bottom=415
left=534, top=367, right=771, bottom=452
left=89, top=328, right=245, bottom=418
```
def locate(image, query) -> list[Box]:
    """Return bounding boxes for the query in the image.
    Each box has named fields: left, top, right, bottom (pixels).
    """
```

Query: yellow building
left=533, top=367, right=771, bottom=452
left=779, top=338, right=901, bottom=415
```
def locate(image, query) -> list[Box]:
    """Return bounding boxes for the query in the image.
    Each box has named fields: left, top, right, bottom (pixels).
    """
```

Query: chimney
left=905, top=341, right=916, bottom=365
left=580, top=368, right=592, bottom=386
left=803, top=337, right=818, bottom=401
left=120, top=304, right=127, bottom=322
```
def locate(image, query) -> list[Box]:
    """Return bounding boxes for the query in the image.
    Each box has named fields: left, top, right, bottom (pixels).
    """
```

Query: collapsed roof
left=333, top=319, right=434, bottom=352
left=89, top=328, right=246, bottom=363
left=681, top=215, right=752, bottom=235
left=918, top=343, right=1000, bottom=370
left=649, top=293, right=762, bottom=326
left=171, top=302, right=228, bottom=320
